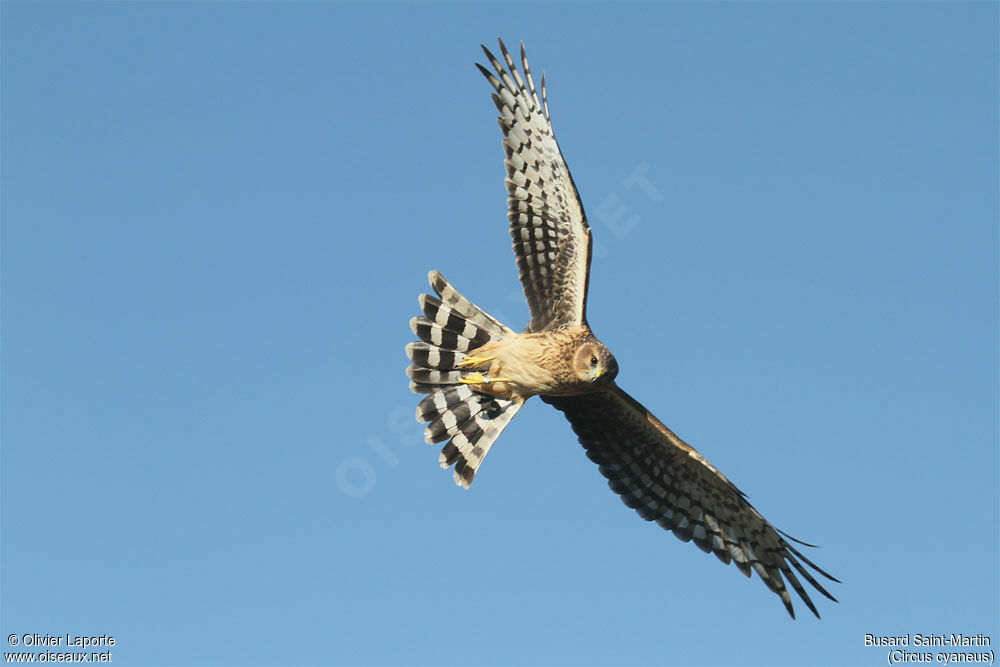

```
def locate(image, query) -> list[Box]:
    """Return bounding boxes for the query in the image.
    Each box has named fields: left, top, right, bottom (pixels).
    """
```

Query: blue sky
left=2, top=2, right=997, bottom=665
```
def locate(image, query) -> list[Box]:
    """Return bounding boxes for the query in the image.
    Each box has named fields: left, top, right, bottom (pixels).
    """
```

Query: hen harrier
left=406, top=40, right=838, bottom=619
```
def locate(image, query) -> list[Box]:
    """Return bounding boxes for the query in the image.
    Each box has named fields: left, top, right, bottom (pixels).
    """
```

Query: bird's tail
left=407, top=271, right=524, bottom=488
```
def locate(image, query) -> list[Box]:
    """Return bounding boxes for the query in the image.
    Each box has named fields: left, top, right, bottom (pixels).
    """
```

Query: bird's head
left=575, top=341, right=618, bottom=386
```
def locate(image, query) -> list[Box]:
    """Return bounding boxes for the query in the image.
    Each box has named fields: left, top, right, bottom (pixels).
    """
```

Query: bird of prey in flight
left=406, top=39, right=839, bottom=619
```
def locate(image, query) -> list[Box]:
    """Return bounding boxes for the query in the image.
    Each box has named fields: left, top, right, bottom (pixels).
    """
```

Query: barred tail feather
left=440, top=398, right=523, bottom=488
left=427, top=270, right=510, bottom=335
left=407, top=271, right=523, bottom=487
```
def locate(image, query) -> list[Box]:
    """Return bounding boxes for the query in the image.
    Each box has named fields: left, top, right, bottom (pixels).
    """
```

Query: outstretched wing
left=478, top=40, right=592, bottom=333
left=543, top=385, right=840, bottom=619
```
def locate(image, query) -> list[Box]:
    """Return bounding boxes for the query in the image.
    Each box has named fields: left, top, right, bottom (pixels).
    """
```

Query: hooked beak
left=591, top=357, right=618, bottom=385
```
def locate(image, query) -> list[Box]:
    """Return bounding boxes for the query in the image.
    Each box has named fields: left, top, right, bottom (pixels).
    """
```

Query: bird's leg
left=459, top=372, right=510, bottom=385
left=458, top=354, right=496, bottom=368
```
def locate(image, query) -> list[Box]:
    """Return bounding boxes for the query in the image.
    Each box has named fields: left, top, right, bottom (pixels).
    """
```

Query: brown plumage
left=405, top=40, right=839, bottom=619
left=458, top=327, right=618, bottom=400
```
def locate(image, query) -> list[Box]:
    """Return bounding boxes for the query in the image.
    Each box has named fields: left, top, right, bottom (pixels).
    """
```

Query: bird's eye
left=590, top=355, right=598, bottom=366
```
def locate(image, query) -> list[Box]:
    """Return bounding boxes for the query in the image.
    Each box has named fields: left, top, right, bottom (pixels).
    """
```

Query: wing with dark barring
left=478, top=40, right=592, bottom=332
left=543, top=384, right=840, bottom=619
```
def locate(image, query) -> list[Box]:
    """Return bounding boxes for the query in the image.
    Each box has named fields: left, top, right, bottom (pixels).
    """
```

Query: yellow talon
left=459, top=372, right=487, bottom=384
left=459, top=372, right=510, bottom=385
left=458, top=354, right=496, bottom=368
